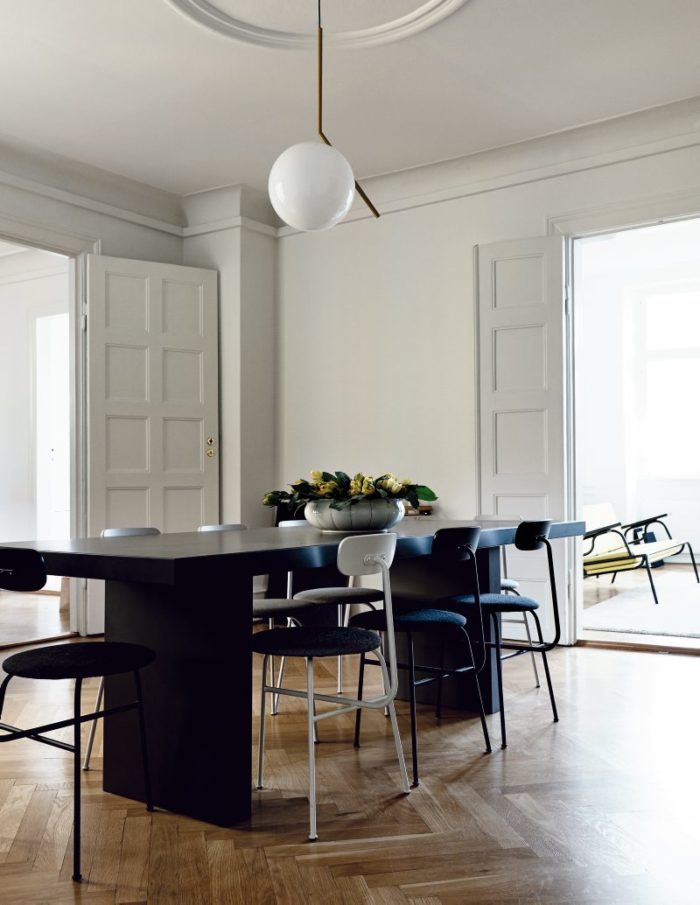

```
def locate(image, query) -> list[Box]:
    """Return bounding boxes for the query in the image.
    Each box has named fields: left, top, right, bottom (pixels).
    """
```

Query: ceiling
left=0, top=0, right=699, bottom=195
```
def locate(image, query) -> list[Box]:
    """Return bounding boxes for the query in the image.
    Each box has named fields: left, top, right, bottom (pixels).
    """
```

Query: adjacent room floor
left=0, top=642, right=696, bottom=903
left=581, top=563, right=700, bottom=643
left=0, top=588, right=71, bottom=649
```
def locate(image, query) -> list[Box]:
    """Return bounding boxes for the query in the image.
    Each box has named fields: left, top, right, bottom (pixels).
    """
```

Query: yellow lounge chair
left=583, top=503, right=699, bottom=605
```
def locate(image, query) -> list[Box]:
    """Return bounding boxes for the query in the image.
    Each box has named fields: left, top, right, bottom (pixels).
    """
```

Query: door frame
left=548, top=190, right=700, bottom=641
left=0, top=216, right=100, bottom=635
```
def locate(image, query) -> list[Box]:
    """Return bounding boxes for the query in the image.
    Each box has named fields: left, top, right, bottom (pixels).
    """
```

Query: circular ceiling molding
left=165, top=0, right=471, bottom=49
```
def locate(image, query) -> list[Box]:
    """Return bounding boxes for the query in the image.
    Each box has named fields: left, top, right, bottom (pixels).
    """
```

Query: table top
left=5, top=518, right=584, bottom=585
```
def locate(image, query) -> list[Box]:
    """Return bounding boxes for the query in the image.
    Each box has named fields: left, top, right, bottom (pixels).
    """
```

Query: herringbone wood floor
left=0, top=642, right=697, bottom=904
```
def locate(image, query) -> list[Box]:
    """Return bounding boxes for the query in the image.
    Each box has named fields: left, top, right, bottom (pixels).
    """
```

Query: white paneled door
left=477, top=236, right=574, bottom=643
left=86, top=255, right=219, bottom=633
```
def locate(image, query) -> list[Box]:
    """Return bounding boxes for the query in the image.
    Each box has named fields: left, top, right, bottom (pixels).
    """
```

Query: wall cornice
left=3, top=95, right=700, bottom=243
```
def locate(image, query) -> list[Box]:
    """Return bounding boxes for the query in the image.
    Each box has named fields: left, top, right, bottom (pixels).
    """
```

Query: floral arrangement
left=263, top=471, right=438, bottom=513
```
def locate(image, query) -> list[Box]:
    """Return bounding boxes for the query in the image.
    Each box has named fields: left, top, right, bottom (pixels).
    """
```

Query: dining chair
left=475, top=514, right=539, bottom=687
left=351, top=527, right=491, bottom=786
left=82, top=526, right=160, bottom=771
left=0, top=547, right=154, bottom=882
left=443, top=520, right=560, bottom=748
left=252, top=533, right=410, bottom=840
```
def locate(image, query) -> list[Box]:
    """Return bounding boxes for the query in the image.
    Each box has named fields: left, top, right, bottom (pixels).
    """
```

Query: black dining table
left=6, top=517, right=583, bottom=826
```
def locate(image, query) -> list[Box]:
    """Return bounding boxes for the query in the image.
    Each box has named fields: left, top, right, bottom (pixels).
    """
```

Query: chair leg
left=492, top=613, right=507, bottom=749
left=531, top=612, right=559, bottom=723
left=353, top=654, right=366, bottom=748
left=406, top=633, right=419, bottom=787
left=686, top=543, right=700, bottom=583
left=0, top=674, right=13, bottom=722
left=306, top=657, right=318, bottom=841
left=336, top=603, right=344, bottom=694
left=82, top=677, right=104, bottom=771
left=72, top=678, right=83, bottom=883
left=522, top=613, right=540, bottom=688
left=435, top=640, right=445, bottom=720
left=257, top=655, right=268, bottom=789
left=271, top=655, right=286, bottom=716
left=133, top=671, right=153, bottom=812
left=460, top=628, right=491, bottom=754
left=643, top=559, right=660, bottom=605
left=376, top=651, right=410, bottom=794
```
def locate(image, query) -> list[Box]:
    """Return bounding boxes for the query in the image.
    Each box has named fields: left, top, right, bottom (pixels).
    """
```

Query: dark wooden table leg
left=103, top=574, right=253, bottom=826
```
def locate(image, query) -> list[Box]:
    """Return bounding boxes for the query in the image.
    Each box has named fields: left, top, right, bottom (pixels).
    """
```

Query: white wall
left=276, top=136, right=700, bottom=520
left=0, top=249, right=69, bottom=541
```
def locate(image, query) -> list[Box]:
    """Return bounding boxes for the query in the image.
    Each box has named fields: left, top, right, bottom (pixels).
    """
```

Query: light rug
left=582, top=570, right=700, bottom=638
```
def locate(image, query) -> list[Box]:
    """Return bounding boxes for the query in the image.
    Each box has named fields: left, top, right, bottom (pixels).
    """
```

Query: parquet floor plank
left=0, top=644, right=696, bottom=902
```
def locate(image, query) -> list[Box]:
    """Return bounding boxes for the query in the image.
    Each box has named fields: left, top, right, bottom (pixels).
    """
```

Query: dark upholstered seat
left=445, top=593, right=540, bottom=613
left=351, top=607, right=467, bottom=630
left=3, top=642, right=155, bottom=681
left=293, top=586, right=384, bottom=606
left=252, top=626, right=380, bottom=659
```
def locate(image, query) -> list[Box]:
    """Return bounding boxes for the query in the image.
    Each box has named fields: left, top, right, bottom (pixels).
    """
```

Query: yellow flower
left=318, top=481, right=338, bottom=496
left=361, top=477, right=375, bottom=496
left=310, top=470, right=323, bottom=483
left=262, top=492, right=275, bottom=505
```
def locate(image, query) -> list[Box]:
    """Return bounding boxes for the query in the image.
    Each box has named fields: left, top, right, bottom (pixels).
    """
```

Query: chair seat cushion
left=253, top=597, right=319, bottom=618
left=500, top=578, right=520, bottom=592
left=3, top=642, right=155, bottom=680
left=350, top=608, right=467, bottom=631
left=293, top=586, right=384, bottom=606
left=445, top=593, right=540, bottom=613
left=252, top=626, right=381, bottom=658
left=583, top=541, right=683, bottom=575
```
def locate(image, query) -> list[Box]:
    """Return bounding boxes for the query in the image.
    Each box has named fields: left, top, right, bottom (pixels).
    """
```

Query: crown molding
left=0, top=137, right=184, bottom=235
left=182, top=184, right=280, bottom=237
left=165, top=0, right=470, bottom=49
left=277, top=95, right=700, bottom=234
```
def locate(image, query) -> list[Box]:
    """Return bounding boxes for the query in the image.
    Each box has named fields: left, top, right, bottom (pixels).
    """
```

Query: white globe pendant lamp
left=268, top=0, right=379, bottom=231
left=269, top=142, right=355, bottom=232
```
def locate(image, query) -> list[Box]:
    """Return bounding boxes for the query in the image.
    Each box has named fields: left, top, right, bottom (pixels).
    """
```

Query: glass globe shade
left=268, top=141, right=355, bottom=231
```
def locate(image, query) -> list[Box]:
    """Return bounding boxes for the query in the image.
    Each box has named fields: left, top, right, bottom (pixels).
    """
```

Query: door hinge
left=81, top=313, right=87, bottom=332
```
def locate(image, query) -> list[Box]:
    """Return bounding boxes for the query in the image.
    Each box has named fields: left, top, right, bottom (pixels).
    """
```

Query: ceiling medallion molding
left=165, top=0, right=471, bottom=49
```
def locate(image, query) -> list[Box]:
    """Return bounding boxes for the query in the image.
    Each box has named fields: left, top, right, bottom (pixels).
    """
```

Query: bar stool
left=252, top=533, right=410, bottom=841
left=443, top=520, right=561, bottom=748
left=0, top=547, right=154, bottom=883
left=351, top=527, right=491, bottom=786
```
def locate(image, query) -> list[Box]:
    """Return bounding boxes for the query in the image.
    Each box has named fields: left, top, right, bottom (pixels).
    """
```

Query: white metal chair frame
left=255, top=533, right=410, bottom=841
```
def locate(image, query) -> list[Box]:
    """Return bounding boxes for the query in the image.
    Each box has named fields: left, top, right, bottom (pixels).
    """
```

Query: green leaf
left=416, top=485, right=438, bottom=501
left=335, top=471, right=351, bottom=487
left=321, top=471, right=336, bottom=483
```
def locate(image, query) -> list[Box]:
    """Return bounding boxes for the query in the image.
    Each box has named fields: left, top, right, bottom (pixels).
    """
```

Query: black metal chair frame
left=0, top=547, right=153, bottom=883
left=583, top=514, right=700, bottom=605
left=0, top=672, right=152, bottom=881
left=477, top=521, right=561, bottom=749
left=353, top=527, right=492, bottom=787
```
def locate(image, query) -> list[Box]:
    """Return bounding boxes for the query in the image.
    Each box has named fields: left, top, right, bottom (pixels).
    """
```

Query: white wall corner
left=182, top=183, right=281, bottom=237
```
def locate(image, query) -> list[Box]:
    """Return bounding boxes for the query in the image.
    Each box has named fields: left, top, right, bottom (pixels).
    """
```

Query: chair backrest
left=337, top=533, right=397, bottom=577
left=514, top=520, right=552, bottom=551
left=0, top=548, right=47, bottom=592
left=432, top=526, right=481, bottom=562
left=431, top=527, right=486, bottom=669
left=101, top=527, right=161, bottom=538
left=582, top=503, right=624, bottom=554
left=198, top=523, right=246, bottom=533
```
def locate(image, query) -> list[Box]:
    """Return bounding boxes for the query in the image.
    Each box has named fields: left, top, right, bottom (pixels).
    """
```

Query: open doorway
left=0, top=239, right=74, bottom=646
left=574, top=217, right=700, bottom=646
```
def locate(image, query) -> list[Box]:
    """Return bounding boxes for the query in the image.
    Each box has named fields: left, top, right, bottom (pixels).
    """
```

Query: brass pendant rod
left=316, top=16, right=380, bottom=219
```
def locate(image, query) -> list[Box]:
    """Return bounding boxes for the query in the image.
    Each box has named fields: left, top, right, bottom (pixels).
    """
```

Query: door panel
left=86, top=255, right=219, bottom=633
left=477, top=236, right=572, bottom=643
